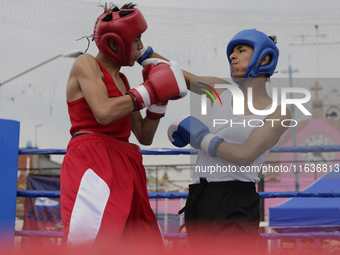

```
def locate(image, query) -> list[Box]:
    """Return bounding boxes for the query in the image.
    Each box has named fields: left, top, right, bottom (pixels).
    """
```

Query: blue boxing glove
left=167, top=116, right=224, bottom=157
left=137, top=45, right=154, bottom=65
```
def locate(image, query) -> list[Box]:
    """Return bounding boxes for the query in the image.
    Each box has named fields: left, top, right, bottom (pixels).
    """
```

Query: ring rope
left=17, top=191, right=340, bottom=199
left=18, top=144, right=340, bottom=155
left=14, top=145, right=340, bottom=242
left=14, top=231, right=340, bottom=240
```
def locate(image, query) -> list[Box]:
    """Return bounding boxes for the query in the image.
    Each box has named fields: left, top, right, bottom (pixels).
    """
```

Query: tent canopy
left=269, top=170, right=340, bottom=232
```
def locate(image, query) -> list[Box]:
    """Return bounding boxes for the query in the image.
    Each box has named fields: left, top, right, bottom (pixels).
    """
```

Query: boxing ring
left=2, top=118, right=340, bottom=251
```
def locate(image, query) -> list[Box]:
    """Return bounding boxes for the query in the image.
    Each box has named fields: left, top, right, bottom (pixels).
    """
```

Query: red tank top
left=67, top=60, right=131, bottom=142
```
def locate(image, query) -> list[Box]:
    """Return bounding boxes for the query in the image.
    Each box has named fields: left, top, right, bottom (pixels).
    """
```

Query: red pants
left=60, top=133, right=163, bottom=249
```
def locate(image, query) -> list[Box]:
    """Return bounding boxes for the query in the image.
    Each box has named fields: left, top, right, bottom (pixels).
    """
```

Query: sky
left=0, top=0, right=340, bottom=165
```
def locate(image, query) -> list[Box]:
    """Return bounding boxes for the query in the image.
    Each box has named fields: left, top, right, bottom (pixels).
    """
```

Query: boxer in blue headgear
left=138, top=29, right=290, bottom=254
left=226, top=29, right=279, bottom=85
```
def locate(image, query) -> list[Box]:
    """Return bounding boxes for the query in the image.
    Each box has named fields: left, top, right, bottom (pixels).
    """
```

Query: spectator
left=299, top=238, right=320, bottom=255
left=321, top=239, right=331, bottom=255
left=278, top=239, right=297, bottom=255
left=329, top=240, right=340, bottom=255
left=178, top=224, right=190, bottom=250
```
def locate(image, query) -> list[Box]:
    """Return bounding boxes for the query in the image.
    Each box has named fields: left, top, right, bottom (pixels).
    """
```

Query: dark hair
left=269, top=35, right=277, bottom=44
left=121, top=2, right=137, bottom=9
left=100, top=2, right=137, bottom=22
left=78, top=2, right=138, bottom=53
left=100, top=2, right=137, bottom=17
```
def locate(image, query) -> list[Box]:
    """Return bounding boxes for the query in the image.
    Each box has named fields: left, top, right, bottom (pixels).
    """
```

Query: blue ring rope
left=14, top=231, right=340, bottom=240
left=15, top=145, right=340, bottom=242
left=18, top=145, right=340, bottom=155
left=17, top=191, right=340, bottom=199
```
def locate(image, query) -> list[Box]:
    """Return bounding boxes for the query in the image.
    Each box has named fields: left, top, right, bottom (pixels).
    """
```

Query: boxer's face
left=128, top=35, right=143, bottom=66
left=229, top=44, right=254, bottom=79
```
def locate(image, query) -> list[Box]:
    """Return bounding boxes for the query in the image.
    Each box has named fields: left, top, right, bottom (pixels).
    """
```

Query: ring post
left=0, top=119, right=20, bottom=250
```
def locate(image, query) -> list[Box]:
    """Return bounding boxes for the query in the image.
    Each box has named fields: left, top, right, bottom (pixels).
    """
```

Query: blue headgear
left=226, top=29, right=279, bottom=81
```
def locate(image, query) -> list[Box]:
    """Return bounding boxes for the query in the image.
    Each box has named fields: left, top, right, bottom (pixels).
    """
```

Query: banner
left=22, top=175, right=63, bottom=247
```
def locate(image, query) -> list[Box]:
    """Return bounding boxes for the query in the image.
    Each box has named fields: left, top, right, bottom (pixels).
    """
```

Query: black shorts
left=182, top=179, right=263, bottom=253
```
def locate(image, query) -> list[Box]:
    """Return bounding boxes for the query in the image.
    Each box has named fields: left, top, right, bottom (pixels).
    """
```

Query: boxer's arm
left=215, top=106, right=291, bottom=166
left=146, top=50, right=229, bottom=98
left=130, top=111, right=160, bottom=145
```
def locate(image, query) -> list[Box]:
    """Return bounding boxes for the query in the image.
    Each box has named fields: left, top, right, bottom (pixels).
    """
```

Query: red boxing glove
left=126, top=59, right=187, bottom=111
left=142, top=62, right=155, bottom=82
left=142, top=59, right=169, bottom=119
left=146, top=100, right=168, bottom=119
left=141, top=58, right=170, bottom=82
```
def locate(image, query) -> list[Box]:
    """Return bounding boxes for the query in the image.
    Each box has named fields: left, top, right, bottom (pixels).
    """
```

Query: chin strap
left=233, top=73, right=252, bottom=86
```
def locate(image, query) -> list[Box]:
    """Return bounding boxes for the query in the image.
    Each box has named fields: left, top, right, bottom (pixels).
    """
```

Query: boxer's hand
left=126, top=59, right=187, bottom=111
left=142, top=59, right=170, bottom=119
left=141, top=58, right=170, bottom=82
left=168, top=116, right=224, bottom=157
left=146, top=100, right=168, bottom=119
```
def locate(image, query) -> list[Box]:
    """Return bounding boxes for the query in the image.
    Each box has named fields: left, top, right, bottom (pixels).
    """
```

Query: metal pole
left=0, top=49, right=81, bottom=87
left=282, top=55, right=299, bottom=191
left=258, top=171, right=265, bottom=221
left=288, top=58, right=300, bottom=191
left=35, top=124, right=43, bottom=148
left=156, top=166, right=158, bottom=218
left=0, top=55, right=62, bottom=87
left=315, top=24, right=320, bottom=80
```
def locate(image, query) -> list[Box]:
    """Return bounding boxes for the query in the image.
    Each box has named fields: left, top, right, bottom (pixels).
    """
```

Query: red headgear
left=94, top=8, right=147, bottom=66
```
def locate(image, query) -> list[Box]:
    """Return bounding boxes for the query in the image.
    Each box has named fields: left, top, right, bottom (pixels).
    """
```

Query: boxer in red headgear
left=60, top=2, right=187, bottom=249
left=93, top=4, right=147, bottom=66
